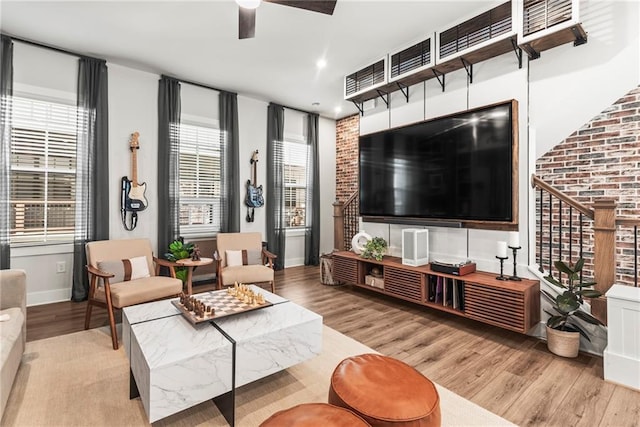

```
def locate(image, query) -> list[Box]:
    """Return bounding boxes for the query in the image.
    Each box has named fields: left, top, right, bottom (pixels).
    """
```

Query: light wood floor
left=27, top=266, right=639, bottom=427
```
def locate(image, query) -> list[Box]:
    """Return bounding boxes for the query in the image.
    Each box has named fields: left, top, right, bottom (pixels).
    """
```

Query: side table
left=176, top=257, right=214, bottom=295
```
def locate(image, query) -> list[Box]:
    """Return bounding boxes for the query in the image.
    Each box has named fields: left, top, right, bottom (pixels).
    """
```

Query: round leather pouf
left=328, top=354, right=441, bottom=427
left=260, top=402, right=371, bottom=427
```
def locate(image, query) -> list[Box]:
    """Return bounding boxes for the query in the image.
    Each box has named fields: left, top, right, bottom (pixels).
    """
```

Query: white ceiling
left=1, top=0, right=498, bottom=119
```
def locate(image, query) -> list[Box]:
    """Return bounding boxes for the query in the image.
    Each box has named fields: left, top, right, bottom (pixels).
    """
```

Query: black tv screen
left=359, top=101, right=516, bottom=223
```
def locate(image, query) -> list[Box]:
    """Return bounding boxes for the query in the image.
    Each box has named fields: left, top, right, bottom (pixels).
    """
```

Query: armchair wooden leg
left=84, top=301, right=93, bottom=330
left=104, top=291, right=119, bottom=350
left=84, top=274, right=98, bottom=330
left=270, top=281, right=275, bottom=294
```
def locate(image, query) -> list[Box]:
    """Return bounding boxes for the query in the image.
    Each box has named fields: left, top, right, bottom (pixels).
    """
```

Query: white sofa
left=0, top=269, right=26, bottom=420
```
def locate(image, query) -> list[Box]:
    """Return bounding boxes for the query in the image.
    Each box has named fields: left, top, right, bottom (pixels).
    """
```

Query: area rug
left=3, top=326, right=514, bottom=426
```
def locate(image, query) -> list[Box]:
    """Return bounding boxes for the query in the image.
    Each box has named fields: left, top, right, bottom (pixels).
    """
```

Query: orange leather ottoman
left=328, top=354, right=441, bottom=427
left=260, top=402, right=371, bottom=426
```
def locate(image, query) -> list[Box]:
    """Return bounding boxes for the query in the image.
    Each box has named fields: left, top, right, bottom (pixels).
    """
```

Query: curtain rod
left=2, top=33, right=103, bottom=62
left=269, top=102, right=315, bottom=116
left=162, top=74, right=237, bottom=96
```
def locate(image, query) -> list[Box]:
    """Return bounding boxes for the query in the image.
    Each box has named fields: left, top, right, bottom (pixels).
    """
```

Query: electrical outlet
left=56, top=261, right=66, bottom=273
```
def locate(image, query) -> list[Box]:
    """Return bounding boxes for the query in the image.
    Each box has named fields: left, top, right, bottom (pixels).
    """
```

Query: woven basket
left=546, top=325, right=580, bottom=358
left=320, top=253, right=340, bottom=285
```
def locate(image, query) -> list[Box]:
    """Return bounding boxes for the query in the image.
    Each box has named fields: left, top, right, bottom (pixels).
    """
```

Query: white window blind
left=178, top=122, right=222, bottom=237
left=283, top=138, right=309, bottom=228
left=9, top=96, right=78, bottom=244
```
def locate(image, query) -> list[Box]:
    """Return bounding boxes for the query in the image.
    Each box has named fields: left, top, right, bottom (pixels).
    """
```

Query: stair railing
left=531, top=174, right=639, bottom=323
left=333, top=191, right=359, bottom=251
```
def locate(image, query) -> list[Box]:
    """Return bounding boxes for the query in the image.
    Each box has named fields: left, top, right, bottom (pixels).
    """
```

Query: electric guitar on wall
left=245, top=150, right=264, bottom=222
left=123, top=132, right=148, bottom=212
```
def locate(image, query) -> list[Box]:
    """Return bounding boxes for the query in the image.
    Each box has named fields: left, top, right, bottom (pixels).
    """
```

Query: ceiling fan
left=236, top=0, right=337, bottom=39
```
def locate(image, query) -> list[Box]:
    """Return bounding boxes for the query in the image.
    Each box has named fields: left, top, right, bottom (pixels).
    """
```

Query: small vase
left=546, top=325, right=580, bottom=358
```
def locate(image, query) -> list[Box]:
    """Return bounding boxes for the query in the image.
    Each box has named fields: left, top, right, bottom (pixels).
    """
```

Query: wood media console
left=332, top=251, right=540, bottom=334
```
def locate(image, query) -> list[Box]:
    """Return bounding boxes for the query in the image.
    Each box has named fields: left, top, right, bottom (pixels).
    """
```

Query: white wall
left=9, top=47, right=337, bottom=305
left=359, top=1, right=639, bottom=279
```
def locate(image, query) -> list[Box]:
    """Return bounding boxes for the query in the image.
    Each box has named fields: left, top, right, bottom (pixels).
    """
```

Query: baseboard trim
left=27, top=288, right=71, bottom=306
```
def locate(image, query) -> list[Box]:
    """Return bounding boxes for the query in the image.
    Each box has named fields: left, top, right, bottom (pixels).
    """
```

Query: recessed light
left=312, top=102, right=320, bottom=106
left=316, top=59, right=327, bottom=69
left=334, top=106, right=342, bottom=113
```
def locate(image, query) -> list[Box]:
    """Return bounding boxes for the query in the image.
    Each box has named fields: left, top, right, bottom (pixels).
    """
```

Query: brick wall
left=536, top=85, right=640, bottom=286
left=335, top=114, right=360, bottom=203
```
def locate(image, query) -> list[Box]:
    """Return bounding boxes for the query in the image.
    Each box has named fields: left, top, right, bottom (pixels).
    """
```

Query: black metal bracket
left=396, top=82, right=409, bottom=103
left=351, top=100, right=364, bottom=116
left=521, top=42, right=540, bottom=60
left=432, top=69, right=445, bottom=92
left=460, top=58, right=473, bottom=84
left=572, top=26, right=588, bottom=46
left=376, top=89, right=389, bottom=108
left=510, top=38, right=523, bottom=68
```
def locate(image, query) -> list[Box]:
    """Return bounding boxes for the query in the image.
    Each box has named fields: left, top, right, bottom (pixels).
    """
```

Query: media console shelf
left=332, top=251, right=540, bottom=334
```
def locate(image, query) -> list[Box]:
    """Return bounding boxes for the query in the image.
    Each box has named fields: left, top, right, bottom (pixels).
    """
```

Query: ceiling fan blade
left=265, top=0, right=337, bottom=15
left=239, top=7, right=256, bottom=39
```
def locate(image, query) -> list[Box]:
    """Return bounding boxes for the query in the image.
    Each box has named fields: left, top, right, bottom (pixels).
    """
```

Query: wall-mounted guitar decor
left=120, top=132, right=148, bottom=231
left=245, top=149, right=264, bottom=222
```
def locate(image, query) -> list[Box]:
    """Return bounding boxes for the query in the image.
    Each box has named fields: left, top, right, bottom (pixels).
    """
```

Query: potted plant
left=542, top=258, right=603, bottom=358
left=361, top=237, right=387, bottom=262
left=165, top=238, right=194, bottom=283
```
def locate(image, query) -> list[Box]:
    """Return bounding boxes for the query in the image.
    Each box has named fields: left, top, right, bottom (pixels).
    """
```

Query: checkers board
left=172, top=289, right=273, bottom=325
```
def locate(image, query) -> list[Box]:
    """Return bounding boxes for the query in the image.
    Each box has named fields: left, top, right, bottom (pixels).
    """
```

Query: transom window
left=9, top=95, right=78, bottom=244
left=283, top=137, right=308, bottom=228
left=178, top=121, right=222, bottom=237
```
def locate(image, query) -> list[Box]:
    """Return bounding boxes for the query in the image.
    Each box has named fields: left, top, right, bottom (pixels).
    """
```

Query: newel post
left=592, top=199, right=617, bottom=325
left=333, top=200, right=345, bottom=251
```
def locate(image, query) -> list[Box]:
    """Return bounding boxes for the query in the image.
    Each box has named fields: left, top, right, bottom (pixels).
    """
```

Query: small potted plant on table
left=165, top=239, right=194, bottom=283
left=542, top=258, right=603, bottom=358
left=361, top=237, right=387, bottom=262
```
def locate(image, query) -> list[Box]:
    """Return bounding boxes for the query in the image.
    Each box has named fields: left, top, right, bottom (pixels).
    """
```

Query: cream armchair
left=215, top=232, right=277, bottom=293
left=85, top=238, right=182, bottom=350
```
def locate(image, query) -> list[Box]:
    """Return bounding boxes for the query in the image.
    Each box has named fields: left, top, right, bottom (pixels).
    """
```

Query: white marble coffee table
left=122, top=286, right=322, bottom=424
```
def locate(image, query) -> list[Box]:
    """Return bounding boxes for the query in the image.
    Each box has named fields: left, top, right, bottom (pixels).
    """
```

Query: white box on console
left=402, top=228, right=429, bottom=266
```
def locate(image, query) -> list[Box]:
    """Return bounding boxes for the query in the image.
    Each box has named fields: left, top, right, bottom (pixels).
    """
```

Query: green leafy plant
left=361, top=237, right=387, bottom=262
left=165, top=239, right=194, bottom=283
left=542, top=258, right=604, bottom=341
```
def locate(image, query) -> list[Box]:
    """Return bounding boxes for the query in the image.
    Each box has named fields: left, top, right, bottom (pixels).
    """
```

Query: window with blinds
left=9, top=96, right=78, bottom=244
left=178, top=122, right=222, bottom=237
left=282, top=138, right=309, bottom=228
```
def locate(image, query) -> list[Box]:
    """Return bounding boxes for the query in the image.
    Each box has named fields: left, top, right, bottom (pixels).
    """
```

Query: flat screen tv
left=359, top=100, right=517, bottom=226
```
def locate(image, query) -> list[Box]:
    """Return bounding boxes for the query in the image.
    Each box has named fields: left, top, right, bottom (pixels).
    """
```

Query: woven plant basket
left=546, top=325, right=580, bottom=358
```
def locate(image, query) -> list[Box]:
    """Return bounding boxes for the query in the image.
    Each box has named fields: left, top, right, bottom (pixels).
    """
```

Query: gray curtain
left=219, top=91, right=240, bottom=232
left=157, top=77, right=181, bottom=258
left=304, top=113, right=320, bottom=266
left=266, top=103, right=285, bottom=270
left=0, top=36, right=12, bottom=270
left=72, top=57, right=109, bottom=301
